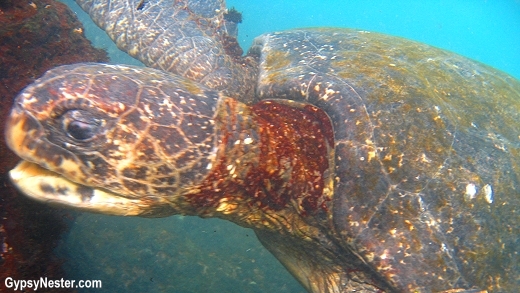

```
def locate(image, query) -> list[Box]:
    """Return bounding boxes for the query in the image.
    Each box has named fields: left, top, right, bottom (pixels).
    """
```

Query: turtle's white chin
left=9, top=160, right=146, bottom=216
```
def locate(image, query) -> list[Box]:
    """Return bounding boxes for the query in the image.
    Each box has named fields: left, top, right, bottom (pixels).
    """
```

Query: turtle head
left=5, top=63, right=221, bottom=217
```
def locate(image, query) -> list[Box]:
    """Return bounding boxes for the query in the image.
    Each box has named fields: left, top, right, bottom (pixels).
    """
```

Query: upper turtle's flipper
left=76, top=0, right=257, bottom=102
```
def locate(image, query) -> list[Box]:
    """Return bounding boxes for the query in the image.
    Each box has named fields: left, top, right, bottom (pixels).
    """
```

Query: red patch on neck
left=187, top=99, right=333, bottom=217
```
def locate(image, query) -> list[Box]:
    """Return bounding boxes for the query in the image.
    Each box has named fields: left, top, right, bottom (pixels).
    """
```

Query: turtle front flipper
left=256, top=229, right=395, bottom=293
left=76, top=0, right=257, bottom=101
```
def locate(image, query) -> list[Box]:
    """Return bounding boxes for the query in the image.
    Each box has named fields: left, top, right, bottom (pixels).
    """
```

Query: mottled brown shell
left=252, top=29, right=520, bottom=291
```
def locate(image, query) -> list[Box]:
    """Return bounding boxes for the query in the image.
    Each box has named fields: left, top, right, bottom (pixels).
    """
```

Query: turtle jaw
left=9, top=160, right=155, bottom=216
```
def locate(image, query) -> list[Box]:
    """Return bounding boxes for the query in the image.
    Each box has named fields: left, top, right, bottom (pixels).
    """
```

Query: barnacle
left=224, top=7, right=242, bottom=24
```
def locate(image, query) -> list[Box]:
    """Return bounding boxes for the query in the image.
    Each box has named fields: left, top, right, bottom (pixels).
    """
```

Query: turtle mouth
left=9, top=160, right=146, bottom=216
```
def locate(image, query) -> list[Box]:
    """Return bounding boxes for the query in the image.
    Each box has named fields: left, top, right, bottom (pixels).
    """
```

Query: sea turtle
left=4, top=0, right=519, bottom=292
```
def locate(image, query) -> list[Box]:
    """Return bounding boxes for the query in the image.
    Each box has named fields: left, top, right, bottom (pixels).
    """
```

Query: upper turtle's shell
left=76, top=0, right=257, bottom=103
left=251, top=28, right=520, bottom=291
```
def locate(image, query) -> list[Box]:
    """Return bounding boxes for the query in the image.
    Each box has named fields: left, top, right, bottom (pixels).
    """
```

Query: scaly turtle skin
left=5, top=0, right=520, bottom=292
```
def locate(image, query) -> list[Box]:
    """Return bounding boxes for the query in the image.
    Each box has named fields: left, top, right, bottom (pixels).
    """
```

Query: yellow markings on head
left=159, top=98, right=177, bottom=113
left=143, top=103, right=154, bottom=117
left=57, top=157, right=84, bottom=180
left=20, top=92, right=38, bottom=106
left=5, top=114, right=29, bottom=155
left=61, top=90, right=83, bottom=101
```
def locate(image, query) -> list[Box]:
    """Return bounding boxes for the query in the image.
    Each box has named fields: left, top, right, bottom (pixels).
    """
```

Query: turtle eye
left=62, top=110, right=103, bottom=141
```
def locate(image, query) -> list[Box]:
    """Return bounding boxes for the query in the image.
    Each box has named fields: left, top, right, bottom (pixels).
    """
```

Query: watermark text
left=4, top=277, right=102, bottom=291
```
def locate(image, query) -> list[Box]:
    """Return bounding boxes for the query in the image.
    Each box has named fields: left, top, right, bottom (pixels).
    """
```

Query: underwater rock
left=0, top=0, right=107, bottom=291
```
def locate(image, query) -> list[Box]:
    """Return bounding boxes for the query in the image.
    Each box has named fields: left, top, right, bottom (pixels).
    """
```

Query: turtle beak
left=4, top=102, right=41, bottom=160
left=5, top=101, right=86, bottom=185
left=9, top=160, right=147, bottom=216
left=9, top=160, right=177, bottom=217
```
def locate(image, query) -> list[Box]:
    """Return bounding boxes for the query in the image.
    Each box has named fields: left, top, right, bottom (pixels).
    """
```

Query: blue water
left=227, top=0, right=520, bottom=79
left=57, top=215, right=304, bottom=292
left=55, top=0, right=520, bottom=292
